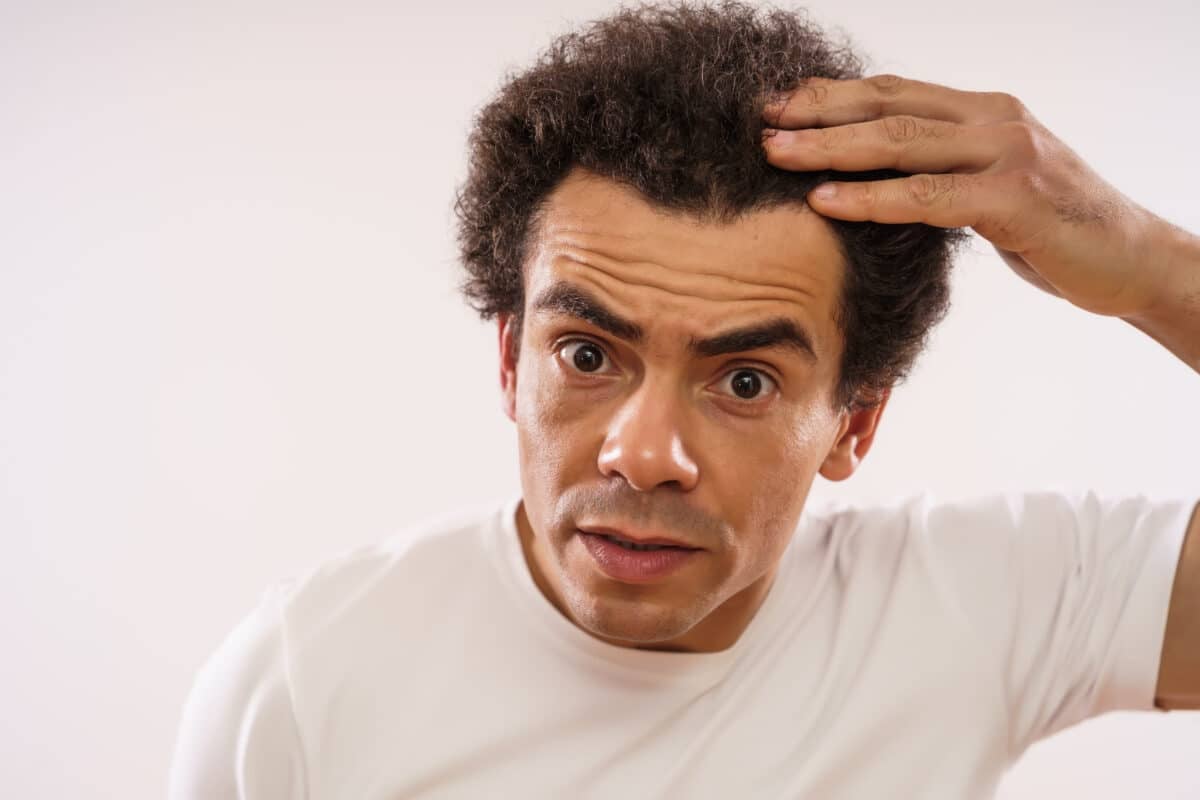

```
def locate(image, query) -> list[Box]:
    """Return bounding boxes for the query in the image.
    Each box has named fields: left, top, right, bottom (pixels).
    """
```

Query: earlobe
left=498, top=314, right=518, bottom=422
left=818, top=431, right=859, bottom=482
left=818, top=388, right=890, bottom=482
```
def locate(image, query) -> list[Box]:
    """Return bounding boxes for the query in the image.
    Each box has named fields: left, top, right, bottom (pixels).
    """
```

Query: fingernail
left=811, top=183, right=838, bottom=199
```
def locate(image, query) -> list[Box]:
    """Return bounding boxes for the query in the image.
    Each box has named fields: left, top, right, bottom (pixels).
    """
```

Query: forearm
left=1121, top=216, right=1200, bottom=374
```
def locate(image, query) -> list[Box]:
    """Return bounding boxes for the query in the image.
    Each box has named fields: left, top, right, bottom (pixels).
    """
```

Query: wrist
left=1121, top=215, right=1200, bottom=373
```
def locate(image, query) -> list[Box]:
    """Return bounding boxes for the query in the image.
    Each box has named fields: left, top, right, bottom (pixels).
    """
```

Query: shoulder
left=277, top=498, right=506, bottom=641
left=168, top=580, right=305, bottom=798
left=796, top=488, right=1191, bottom=630
left=168, top=498, right=509, bottom=798
left=808, top=487, right=1190, bottom=558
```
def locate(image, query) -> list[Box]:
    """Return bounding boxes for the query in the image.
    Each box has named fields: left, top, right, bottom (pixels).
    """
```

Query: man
left=169, top=2, right=1199, bottom=797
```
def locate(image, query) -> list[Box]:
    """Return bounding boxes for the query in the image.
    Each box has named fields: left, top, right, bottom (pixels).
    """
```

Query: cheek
left=515, top=360, right=593, bottom=490
left=717, top=409, right=828, bottom=551
left=708, top=406, right=815, bottom=485
left=517, top=354, right=583, bottom=426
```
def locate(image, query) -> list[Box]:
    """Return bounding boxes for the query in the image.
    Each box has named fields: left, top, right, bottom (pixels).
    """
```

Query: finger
left=763, top=116, right=1019, bottom=174
left=807, top=172, right=1007, bottom=230
left=764, top=74, right=1029, bottom=129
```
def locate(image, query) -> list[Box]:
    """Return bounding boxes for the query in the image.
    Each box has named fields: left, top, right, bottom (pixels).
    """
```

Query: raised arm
left=1121, top=216, right=1200, bottom=374
left=760, top=73, right=1200, bottom=710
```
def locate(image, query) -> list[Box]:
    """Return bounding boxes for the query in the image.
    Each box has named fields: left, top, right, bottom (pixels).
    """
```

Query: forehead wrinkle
left=548, top=222, right=837, bottom=292
left=546, top=264, right=825, bottom=363
left=550, top=244, right=819, bottom=307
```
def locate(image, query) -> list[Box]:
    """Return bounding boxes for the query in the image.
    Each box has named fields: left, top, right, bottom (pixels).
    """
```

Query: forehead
left=524, top=168, right=846, bottom=364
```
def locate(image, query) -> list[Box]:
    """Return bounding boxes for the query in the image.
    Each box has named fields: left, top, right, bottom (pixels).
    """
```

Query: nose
left=597, top=377, right=700, bottom=493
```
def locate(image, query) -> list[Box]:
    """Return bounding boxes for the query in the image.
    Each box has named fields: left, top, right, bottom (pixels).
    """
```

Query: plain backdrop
left=2, top=0, right=1198, bottom=797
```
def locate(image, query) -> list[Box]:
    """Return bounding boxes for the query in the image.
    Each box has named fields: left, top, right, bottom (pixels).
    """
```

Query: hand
left=761, top=74, right=1165, bottom=319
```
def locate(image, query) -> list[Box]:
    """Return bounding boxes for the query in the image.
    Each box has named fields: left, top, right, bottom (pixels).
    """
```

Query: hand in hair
left=761, top=74, right=1197, bottom=338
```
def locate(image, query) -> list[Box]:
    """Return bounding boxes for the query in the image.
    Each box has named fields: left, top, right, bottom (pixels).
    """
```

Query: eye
left=557, top=339, right=614, bottom=375
left=716, top=368, right=777, bottom=401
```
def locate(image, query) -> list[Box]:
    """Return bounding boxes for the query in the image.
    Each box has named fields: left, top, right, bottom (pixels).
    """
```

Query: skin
left=497, top=167, right=888, bottom=653
left=496, top=73, right=1200, bottom=698
left=760, top=73, right=1200, bottom=708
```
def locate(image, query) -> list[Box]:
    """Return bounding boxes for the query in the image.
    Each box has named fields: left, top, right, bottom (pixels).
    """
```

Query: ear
left=818, top=387, right=891, bottom=482
left=498, top=313, right=518, bottom=423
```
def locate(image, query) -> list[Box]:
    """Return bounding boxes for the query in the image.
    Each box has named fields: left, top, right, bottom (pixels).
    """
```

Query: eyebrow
left=529, top=280, right=817, bottom=363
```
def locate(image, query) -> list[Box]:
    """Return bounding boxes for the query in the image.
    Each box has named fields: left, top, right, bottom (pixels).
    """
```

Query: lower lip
left=579, top=531, right=702, bottom=583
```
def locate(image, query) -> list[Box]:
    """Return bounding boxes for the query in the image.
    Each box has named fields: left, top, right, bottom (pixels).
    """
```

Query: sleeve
left=167, top=581, right=309, bottom=800
left=921, top=489, right=1195, bottom=756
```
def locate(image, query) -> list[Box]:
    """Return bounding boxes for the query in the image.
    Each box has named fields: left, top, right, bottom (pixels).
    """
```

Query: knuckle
left=866, top=73, right=905, bottom=96
left=856, top=181, right=876, bottom=207
left=928, top=119, right=960, bottom=141
left=802, top=82, right=831, bottom=107
left=908, top=173, right=954, bottom=206
left=812, top=124, right=850, bottom=152
left=986, top=90, right=1029, bottom=120
left=883, top=114, right=922, bottom=144
left=998, top=120, right=1042, bottom=161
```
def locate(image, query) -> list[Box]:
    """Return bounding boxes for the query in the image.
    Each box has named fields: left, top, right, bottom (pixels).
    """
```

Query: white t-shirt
left=168, top=490, right=1193, bottom=799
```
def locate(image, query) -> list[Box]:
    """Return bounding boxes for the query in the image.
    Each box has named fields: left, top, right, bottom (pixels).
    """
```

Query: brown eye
left=559, top=340, right=610, bottom=374
left=719, top=368, right=777, bottom=401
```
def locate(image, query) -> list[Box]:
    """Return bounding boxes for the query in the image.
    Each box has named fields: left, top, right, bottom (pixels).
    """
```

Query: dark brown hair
left=453, top=0, right=972, bottom=410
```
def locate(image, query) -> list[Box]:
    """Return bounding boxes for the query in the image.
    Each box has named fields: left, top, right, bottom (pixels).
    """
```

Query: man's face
left=499, top=167, right=887, bottom=652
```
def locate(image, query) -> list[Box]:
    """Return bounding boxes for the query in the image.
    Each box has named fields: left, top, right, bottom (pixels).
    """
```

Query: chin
left=563, top=580, right=701, bottom=645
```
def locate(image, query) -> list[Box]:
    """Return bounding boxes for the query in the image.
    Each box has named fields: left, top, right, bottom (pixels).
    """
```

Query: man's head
left=453, top=1, right=970, bottom=651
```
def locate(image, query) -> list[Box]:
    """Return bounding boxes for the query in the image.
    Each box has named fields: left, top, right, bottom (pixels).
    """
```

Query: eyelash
left=555, top=338, right=779, bottom=402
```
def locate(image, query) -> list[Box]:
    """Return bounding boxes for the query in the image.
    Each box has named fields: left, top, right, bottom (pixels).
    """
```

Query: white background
left=2, top=0, right=1198, bottom=797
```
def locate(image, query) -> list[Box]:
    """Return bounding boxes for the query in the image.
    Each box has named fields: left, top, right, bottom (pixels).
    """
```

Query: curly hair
left=453, top=0, right=972, bottom=411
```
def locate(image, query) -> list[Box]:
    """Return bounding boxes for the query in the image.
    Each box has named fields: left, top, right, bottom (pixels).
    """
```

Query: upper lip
left=577, top=525, right=702, bottom=550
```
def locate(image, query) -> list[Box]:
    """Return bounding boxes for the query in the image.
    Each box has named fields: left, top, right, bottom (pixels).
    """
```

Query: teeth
left=603, top=534, right=671, bottom=552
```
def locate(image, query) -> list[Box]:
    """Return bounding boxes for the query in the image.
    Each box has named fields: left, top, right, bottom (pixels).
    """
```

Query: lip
left=577, top=525, right=702, bottom=550
left=577, top=530, right=703, bottom=583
